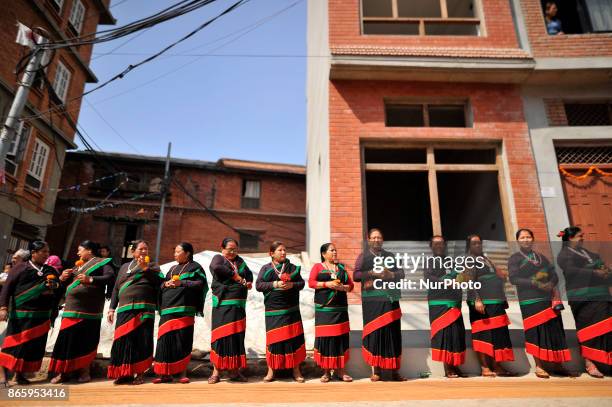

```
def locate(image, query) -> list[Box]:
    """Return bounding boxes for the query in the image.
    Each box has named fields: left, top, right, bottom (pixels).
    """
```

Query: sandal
left=50, top=374, right=67, bottom=384
left=535, top=368, right=550, bottom=379
left=152, top=376, right=173, bottom=384
left=370, top=373, right=381, bottom=382
left=481, top=369, right=497, bottom=378
left=320, top=374, right=331, bottom=383
left=208, top=375, right=220, bottom=384
left=263, top=374, right=274, bottom=383
left=293, top=375, right=305, bottom=383
left=341, top=374, right=353, bottom=382
left=178, top=377, right=190, bottom=384
left=131, top=376, right=145, bottom=385
left=586, top=366, right=604, bottom=379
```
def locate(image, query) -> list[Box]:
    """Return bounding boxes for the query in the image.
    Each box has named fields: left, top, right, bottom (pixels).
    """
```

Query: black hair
left=28, top=240, right=48, bottom=253
left=99, top=245, right=111, bottom=254
left=559, top=226, right=581, bottom=242
left=269, top=241, right=285, bottom=254
left=177, top=242, right=194, bottom=262
left=320, top=242, right=334, bottom=262
left=465, top=234, right=482, bottom=254
left=429, top=235, right=446, bottom=247
left=367, top=228, right=383, bottom=239
left=515, top=228, right=534, bottom=240
left=130, top=239, right=149, bottom=251
left=221, top=237, right=239, bottom=249
left=79, top=240, right=100, bottom=256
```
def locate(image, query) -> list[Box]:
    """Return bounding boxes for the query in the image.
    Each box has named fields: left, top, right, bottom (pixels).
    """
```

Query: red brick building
left=46, top=151, right=306, bottom=264
left=0, top=0, right=115, bottom=262
left=306, top=0, right=612, bottom=267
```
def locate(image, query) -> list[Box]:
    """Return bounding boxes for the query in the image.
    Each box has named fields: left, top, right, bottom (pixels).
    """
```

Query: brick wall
left=544, top=98, right=568, bottom=126
left=520, top=0, right=612, bottom=57
left=47, top=158, right=306, bottom=264
left=329, top=0, right=523, bottom=57
left=328, top=80, right=547, bottom=272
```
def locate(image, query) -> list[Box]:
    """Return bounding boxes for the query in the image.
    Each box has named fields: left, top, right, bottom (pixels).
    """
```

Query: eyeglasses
left=224, top=248, right=237, bottom=253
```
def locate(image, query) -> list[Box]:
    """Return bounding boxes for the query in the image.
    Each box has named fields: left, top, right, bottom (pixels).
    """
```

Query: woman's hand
left=164, top=280, right=175, bottom=288
left=107, top=310, right=115, bottom=324
left=327, top=280, right=342, bottom=290
left=59, top=269, right=72, bottom=282
left=76, top=273, right=92, bottom=284
left=0, top=308, right=8, bottom=322
left=475, top=299, right=485, bottom=314
left=537, top=281, right=554, bottom=292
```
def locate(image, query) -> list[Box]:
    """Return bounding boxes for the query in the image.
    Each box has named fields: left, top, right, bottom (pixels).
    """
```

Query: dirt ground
left=2, top=377, right=611, bottom=406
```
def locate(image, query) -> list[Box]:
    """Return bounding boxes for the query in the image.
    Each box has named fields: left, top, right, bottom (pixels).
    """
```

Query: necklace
left=127, top=259, right=139, bottom=274
left=172, top=262, right=189, bottom=277
left=225, top=256, right=238, bottom=273
left=568, top=247, right=593, bottom=263
left=29, top=260, right=44, bottom=276
left=324, top=261, right=338, bottom=279
left=272, top=260, right=285, bottom=278
left=519, top=250, right=541, bottom=266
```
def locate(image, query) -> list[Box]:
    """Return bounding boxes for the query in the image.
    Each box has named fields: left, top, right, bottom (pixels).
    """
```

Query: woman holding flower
left=508, top=229, right=571, bottom=378
left=309, top=243, right=354, bottom=382
left=153, top=242, right=208, bottom=384
left=49, top=240, right=115, bottom=384
left=256, top=241, right=306, bottom=383
left=107, top=240, right=164, bottom=384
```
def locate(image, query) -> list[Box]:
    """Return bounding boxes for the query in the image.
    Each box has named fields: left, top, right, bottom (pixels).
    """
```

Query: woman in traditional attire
left=208, top=238, right=253, bottom=384
left=153, top=242, right=208, bottom=384
left=465, top=234, right=515, bottom=377
left=354, top=228, right=406, bottom=382
left=424, top=235, right=467, bottom=378
left=256, top=241, right=305, bottom=383
left=309, top=242, right=354, bottom=382
left=107, top=240, right=164, bottom=384
left=49, top=240, right=115, bottom=384
left=557, top=226, right=611, bottom=377
left=0, top=241, right=62, bottom=386
left=508, top=228, right=571, bottom=378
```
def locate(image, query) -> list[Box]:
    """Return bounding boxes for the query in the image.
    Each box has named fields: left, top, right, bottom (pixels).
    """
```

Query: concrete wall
left=306, top=0, right=331, bottom=260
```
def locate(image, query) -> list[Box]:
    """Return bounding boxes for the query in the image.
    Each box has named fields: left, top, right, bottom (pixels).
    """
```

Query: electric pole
left=0, top=37, right=48, bottom=183
left=155, top=142, right=171, bottom=263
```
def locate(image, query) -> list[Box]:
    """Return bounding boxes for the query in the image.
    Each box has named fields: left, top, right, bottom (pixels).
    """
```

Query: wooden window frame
left=361, top=142, right=514, bottom=240
left=68, top=0, right=86, bottom=34
left=52, top=61, right=71, bottom=103
left=361, top=0, right=481, bottom=36
left=384, top=99, right=471, bottom=128
left=26, top=138, right=51, bottom=191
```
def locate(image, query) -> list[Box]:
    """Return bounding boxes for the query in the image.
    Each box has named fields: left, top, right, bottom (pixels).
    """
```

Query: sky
left=76, top=0, right=307, bottom=165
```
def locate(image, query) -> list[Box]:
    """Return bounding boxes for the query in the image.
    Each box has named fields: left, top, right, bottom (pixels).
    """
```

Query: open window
left=362, top=0, right=481, bottom=36
left=541, top=0, right=612, bottom=34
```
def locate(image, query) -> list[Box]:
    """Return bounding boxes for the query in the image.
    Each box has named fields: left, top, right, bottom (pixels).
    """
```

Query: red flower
left=280, top=273, right=291, bottom=282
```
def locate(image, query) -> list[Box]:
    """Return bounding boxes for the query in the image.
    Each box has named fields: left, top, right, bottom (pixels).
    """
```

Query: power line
left=83, top=99, right=142, bottom=154
left=21, top=0, right=301, bottom=124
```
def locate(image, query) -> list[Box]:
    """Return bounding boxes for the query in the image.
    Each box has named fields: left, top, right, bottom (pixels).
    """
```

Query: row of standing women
left=0, top=226, right=609, bottom=386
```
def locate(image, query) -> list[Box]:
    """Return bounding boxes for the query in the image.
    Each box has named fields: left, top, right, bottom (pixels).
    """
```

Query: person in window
left=557, top=226, right=611, bottom=377
left=107, top=240, right=164, bottom=385
left=545, top=2, right=564, bottom=35
left=309, top=243, right=354, bottom=383
left=208, top=238, right=253, bottom=384
left=153, top=242, right=208, bottom=384
left=465, top=234, right=516, bottom=377
left=354, top=228, right=407, bottom=382
left=425, top=235, right=467, bottom=378
left=49, top=241, right=115, bottom=384
left=257, top=241, right=306, bottom=383
left=0, top=241, right=62, bottom=386
left=508, top=229, right=572, bottom=379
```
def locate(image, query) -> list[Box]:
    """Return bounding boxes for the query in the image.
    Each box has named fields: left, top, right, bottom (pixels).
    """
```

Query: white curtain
left=585, top=0, right=612, bottom=32
left=243, top=180, right=260, bottom=198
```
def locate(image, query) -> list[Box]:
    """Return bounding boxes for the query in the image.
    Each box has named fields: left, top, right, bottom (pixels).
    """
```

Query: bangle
left=0, top=306, right=7, bottom=311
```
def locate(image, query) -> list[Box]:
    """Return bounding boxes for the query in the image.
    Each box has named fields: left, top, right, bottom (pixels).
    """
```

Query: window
left=241, top=180, right=261, bottom=209
left=50, top=0, right=64, bottom=12
left=564, top=102, right=612, bottom=126
left=541, top=0, right=612, bottom=34
left=385, top=103, right=468, bottom=127
left=362, top=0, right=480, bottom=36
left=69, top=0, right=86, bottom=34
left=5, top=122, right=31, bottom=177
left=238, top=231, right=261, bottom=251
left=26, top=138, right=50, bottom=190
left=52, top=61, right=71, bottom=103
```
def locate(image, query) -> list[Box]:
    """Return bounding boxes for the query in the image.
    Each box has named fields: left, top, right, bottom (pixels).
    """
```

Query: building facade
left=0, top=0, right=115, bottom=263
left=46, top=151, right=306, bottom=265
left=307, top=0, right=612, bottom=266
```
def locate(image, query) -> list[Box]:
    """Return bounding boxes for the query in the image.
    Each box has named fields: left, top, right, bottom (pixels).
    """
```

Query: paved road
left=2, top=377, right=611, bottom=406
